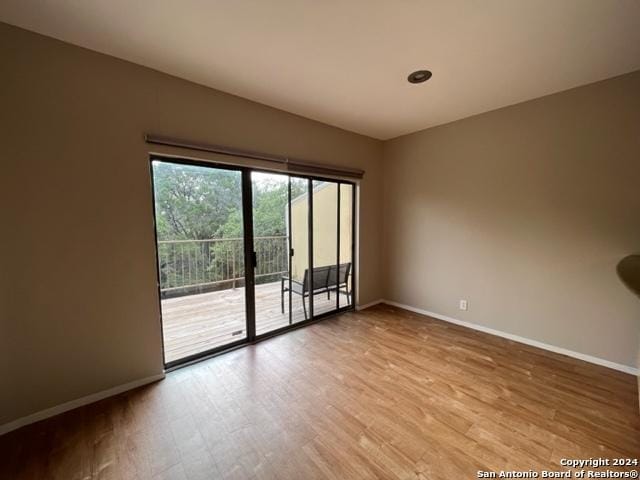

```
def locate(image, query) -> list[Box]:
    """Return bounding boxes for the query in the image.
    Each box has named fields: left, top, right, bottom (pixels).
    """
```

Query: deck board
left=161, top=280, right=349, bottom=362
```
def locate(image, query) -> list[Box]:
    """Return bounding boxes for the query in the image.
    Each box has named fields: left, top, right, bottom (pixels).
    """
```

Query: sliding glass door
left=151, top=160, right=247, bottom=365
left=251, top=171, right=290, bottom=335
left=312, top=180, right=340, bottom=316
left=289, top=177, right=310, bottom=324
left=339, top=184, right=354, bottom=309
left=151, top=156, right=356, bottom=367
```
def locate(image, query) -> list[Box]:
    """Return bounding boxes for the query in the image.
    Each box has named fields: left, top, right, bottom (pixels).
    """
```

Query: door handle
left=252, top=251, right=257, bottom=268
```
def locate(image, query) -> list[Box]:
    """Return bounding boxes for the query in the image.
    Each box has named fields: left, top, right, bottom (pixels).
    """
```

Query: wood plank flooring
left=1, top=303, right=638, bottom=479
left=162, top=281, right=347, bottom=362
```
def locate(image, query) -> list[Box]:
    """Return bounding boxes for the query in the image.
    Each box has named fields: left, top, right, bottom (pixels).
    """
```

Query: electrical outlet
left=459, top=300, right=468, bottom=311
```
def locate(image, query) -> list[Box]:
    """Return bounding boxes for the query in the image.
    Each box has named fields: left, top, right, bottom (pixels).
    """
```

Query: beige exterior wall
left=382, top=70, right=640, bottom=369
left=0, top=23, right=384, bottom=427
left=290, top=183, right=354, bottom=282
left=290, top=188, right=309, bottom=281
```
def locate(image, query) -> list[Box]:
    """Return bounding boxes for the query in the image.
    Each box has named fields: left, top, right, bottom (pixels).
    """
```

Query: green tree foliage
left=152, top=163, right=309, bottom=291
left=152, top=161, right=241, bottom=240
left=219, top=176, right=307, bottom=237
left=154, top=162, right=308, bottom=240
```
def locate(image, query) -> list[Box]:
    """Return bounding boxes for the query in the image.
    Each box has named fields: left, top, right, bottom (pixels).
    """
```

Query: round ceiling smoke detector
left=407, top=70, right=432, bottom=84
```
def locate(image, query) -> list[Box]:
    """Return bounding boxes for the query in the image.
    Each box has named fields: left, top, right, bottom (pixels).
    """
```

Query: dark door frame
left=148, top=154, right=357, bottom=370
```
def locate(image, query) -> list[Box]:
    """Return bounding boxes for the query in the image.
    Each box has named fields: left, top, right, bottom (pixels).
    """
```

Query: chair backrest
left=327, top=262, right=351, bottom=287
left=302, top=262, right=352, bottom=291
left=302, top=265, right=331, bottom=292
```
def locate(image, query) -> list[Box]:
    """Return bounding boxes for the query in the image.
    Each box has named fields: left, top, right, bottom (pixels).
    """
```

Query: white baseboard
left=0, top=373, right=165, bottom=436
left=382, top=300, right=639, bottom=376
left=356, top=299, right=384, bottom=311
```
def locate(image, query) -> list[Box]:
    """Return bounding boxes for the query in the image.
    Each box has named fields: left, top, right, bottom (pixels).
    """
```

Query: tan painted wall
left=382, top=71, right=640, bottom=368
left=0, top=23, right=384, bottom=426
left=289, top=184, right=309, bottom=281
left=290, top=183, right=354, bottom=281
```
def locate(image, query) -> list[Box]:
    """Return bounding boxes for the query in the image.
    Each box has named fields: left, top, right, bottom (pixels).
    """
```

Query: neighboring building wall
left=290, top=182, right=354, bottom=286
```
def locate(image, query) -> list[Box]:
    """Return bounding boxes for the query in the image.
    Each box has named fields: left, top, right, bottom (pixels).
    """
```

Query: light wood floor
left=2, top=304, right=639, bottom=479
left=162, top=281, right=348, bottom=362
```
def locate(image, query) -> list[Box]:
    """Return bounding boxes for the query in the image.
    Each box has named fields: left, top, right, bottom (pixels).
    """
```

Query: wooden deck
left=161, top=281, right=349, bottom=362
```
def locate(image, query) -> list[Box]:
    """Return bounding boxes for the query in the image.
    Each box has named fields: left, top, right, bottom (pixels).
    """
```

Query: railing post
left=232, top=241, right=236, bottom=289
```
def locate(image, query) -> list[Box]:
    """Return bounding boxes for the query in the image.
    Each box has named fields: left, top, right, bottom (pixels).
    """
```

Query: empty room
left=1, top=1, right=639, bottom=479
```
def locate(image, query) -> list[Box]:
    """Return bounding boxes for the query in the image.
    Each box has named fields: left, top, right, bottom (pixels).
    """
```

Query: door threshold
left=164, top=306, right=354, bottom=373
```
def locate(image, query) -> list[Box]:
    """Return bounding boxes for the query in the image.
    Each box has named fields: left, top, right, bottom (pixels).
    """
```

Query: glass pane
left=339, top=184, right=354, bottom=308
left=289, top=177, right=310, bottom=323
left=312, top=180, right=339, bottom=316
left=152, top=160, right=246, bottom=364
left=252, top=171, right=291, bottom=335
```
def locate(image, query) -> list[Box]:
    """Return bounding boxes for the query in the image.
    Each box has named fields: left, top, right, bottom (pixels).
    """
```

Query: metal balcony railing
left=157, top=236, right=288, bottom=295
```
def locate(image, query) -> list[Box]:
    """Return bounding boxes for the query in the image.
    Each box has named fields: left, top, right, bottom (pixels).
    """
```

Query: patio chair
left=281, top=262, right=352, bottom=320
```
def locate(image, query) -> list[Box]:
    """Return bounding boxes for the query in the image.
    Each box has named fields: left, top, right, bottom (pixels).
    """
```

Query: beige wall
left=289, top=185, right=309, bottom=281
left=290, top=183, right=353, bottom=281
left=383, top=70, right=640, bottom=368
left=0, top=23, right=384, bottom=426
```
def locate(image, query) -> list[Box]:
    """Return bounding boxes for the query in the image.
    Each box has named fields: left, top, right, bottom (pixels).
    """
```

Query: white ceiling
left=2, top=1, right=640, bottom=140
